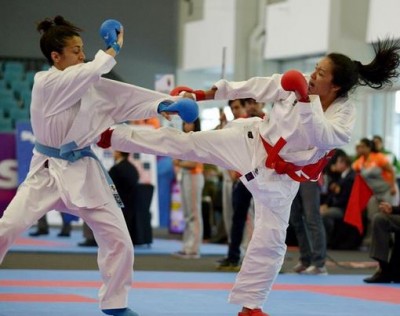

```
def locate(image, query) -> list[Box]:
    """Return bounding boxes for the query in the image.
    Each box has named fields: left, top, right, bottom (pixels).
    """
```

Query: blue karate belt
left=34, top=141, right=124, bottom=208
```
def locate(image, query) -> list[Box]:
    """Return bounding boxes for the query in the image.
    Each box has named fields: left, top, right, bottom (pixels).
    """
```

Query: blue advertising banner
left=0, top=133, right=17, bottom=216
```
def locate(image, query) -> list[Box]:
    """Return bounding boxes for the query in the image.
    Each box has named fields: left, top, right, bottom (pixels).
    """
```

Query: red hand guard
left=97, top=128, right=114, bottom=149
left=170, top=86, right=193, bottom=96
left=170, top=86, right=205, bottom=101
left=281, top=70, right=309, bottom=102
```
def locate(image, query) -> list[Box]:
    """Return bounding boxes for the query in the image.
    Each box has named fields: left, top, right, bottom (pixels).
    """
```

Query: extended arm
left=171, top=74, right=290, bottom=104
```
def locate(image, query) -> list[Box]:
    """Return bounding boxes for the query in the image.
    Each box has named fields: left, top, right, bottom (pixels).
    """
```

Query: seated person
left=320, top=153, right=355, bottom=247
left=364, top=201, right=400, bottom=283
left=372, top=135, right=400, bottom=174
left=352, top=138, right=397, bottom=246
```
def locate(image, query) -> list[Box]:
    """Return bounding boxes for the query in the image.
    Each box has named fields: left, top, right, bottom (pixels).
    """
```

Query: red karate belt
left=344, top=174, right=373, bottom=234
left=261, top=136, right=335, bottom=182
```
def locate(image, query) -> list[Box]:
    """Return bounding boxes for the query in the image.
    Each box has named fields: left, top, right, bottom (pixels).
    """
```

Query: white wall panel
left=366, top=0, right=400, bottom=42
left=264, top=0, right=330, bottom=59
left=183, top=0, right=235, bottom=70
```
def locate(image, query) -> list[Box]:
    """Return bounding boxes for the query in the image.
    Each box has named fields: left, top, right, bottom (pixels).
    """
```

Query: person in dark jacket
left=78, top=151, right=139, bottom=247
left=108, top=151, right=140, bottom=238
left=320, top=153, right=355, bottom=246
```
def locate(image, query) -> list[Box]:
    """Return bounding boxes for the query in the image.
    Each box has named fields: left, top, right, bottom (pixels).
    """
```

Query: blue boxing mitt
left=158, top=99, right=199, bottom=123
left=99, top=19, right=123, bottom=53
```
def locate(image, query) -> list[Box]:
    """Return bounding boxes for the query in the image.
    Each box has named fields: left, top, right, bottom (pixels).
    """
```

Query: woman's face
left=52, top=36, right=85, bottom=70
left=373, top=137, right=383, bottom=151
left=358, top=141, right=371, bottom=156
left=308, top=57, right=340, bottom=99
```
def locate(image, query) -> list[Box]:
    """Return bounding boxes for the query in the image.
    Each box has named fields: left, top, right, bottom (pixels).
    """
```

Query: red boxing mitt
left=97, top=128, right=114, bottom=149
left=170, top=86, right=206, bottom=101
left=170, top=86, right=193, bottom=96
left=281, top=70, right=309, bottom=102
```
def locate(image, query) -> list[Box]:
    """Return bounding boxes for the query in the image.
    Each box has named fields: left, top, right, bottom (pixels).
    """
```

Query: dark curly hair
left=37, top=16, right=83, bottom=65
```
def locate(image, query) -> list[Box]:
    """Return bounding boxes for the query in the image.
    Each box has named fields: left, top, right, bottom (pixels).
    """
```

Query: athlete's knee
left=251, top=227, right=287, bottom=257
left=112, top=230, right=134, bottom=254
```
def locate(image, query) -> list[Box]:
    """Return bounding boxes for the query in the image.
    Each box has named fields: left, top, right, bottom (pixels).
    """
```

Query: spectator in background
left=354, top=142, right=363, bottom=160
left=364, top=201, right=400, bottom=283
left=353, top=138, right=396, bottom=201
left=320, top=153, right=356, bottom=248
left=220, top=99, right=248, bottom=244
left=202, top=163, right=221, bottom=242
left=172, top=118, right=204, bottom=259
left=78, top=150, right=140, bottom=247
left=319, top=149, right=347, bottom=205
left=108, top=151, right=140, bottom=241
left=229, top=99, right=248, bottom=120
left=133, top=116, right=174, bottom=229
left=352, top=138, right=397, bottom=246
left=290, top=180, right=327, bottom=275
left=217, top=99, right=265, bottom=271
left=372, top=135, right=400, bottom=174
left=29, top=212, right=74, bottom=237
left=373, top=135, right=400, bottom=205
left=156, top=156, right=175, bottom=228
left=243, top=98, right=265, bottom=118
left=132, top=117, right=161, bottom=129
left=78, top=222, right=97, bottom=247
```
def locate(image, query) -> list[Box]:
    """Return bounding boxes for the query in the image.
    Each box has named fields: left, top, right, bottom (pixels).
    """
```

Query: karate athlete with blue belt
left=97, top=38, right=400, bottom=316
left=0, top=16, right=197, bottom=316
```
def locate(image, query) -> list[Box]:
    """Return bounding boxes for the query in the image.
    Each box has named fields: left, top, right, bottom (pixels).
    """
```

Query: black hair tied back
left=36, top=15, right=83, bottom=65
left=36, top=15, right=83, bottom=34
left=358, top=38, right=400, bottom=89
left=37, top=18, right=54, bottom=34
left=53, top=15, right=66, bottom=26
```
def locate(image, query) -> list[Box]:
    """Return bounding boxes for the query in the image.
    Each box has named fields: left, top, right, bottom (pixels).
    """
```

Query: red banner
left=344, top=174, right=373, bottom=234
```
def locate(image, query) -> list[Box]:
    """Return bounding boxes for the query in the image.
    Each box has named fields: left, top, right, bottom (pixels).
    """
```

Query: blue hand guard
left=99, top=19, right=123, bottom=48
left=158, top=99, right=199, bottom=123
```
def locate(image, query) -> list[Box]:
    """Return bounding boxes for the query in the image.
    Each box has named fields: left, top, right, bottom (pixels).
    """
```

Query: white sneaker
left=292, top=262, right=309, bottom=273
left=301, top=265, right=328, bottom=275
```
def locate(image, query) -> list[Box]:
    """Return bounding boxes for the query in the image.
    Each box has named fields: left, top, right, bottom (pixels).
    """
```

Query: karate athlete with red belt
left=98, top=39, right=400, bottom=316
left=0, top=17, right=198, bottom=316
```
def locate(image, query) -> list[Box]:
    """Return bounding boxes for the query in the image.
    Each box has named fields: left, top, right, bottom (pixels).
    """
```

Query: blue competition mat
left=0, top=270, right=399, bottom=316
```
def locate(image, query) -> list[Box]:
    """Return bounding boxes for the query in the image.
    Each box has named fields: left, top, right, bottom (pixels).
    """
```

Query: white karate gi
left=110, top=74, right=356, bottom=309
left=0, top=50, right=175, bottom=310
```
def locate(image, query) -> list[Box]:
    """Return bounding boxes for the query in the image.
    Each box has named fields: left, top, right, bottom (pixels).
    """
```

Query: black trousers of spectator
left=227, top=180, right=253, bottom=263
left=369, top=212, right=400, bottom=279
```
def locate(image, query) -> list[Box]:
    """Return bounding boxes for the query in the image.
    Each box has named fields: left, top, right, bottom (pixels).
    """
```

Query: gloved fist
left=170, top=86, right=193, bottom=96
left=170, top=85, right=206, bottom=101
left=97, top=128, right=114, bottom=149
left=99, top=19, right=123, bottom=53
left=158, top=99, right=199, bottom=123
left=281, top=70, right=310, bottom=102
